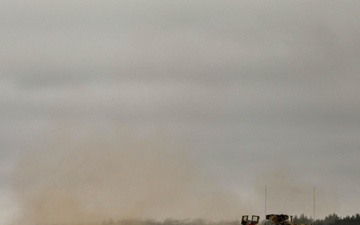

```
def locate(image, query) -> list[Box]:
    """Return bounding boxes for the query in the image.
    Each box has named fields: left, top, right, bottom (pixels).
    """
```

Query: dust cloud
left=10, top=125, right=248, bottom=225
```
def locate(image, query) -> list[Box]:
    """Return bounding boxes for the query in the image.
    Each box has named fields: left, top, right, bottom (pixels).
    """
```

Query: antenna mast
left=265, top=185, right=267, bottom=217
left=313, top=186, right=316, bottom=221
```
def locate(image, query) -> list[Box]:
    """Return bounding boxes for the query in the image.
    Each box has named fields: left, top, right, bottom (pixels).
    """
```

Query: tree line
left=36, top=213, right=360, bottom=225
left=293, top=213, right=360, bottom=225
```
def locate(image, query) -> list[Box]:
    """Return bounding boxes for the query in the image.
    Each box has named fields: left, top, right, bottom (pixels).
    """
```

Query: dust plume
left=10, top=125, right=247, bottom=225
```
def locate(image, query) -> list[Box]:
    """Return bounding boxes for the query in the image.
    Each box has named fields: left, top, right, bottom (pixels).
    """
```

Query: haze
left=1, top=1, right=360, bottom=225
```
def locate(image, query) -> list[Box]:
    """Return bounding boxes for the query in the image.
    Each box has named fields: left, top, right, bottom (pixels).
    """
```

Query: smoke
left=10, top=124, right=248, bottom=225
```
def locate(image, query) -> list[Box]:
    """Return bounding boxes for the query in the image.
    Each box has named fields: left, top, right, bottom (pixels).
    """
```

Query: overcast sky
left=1, top=1, right=360, bottom=225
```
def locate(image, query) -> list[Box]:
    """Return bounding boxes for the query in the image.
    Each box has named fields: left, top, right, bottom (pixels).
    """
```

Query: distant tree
left=293, top=214, right=313, bottom=225
left=323, top=213, right=341, bottom=225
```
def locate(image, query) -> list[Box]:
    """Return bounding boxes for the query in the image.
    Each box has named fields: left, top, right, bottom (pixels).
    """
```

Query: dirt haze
left=11, top=126, right=249, bottom=225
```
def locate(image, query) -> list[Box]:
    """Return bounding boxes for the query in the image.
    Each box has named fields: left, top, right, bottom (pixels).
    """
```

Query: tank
left=265, top=214, right=292, bottom=225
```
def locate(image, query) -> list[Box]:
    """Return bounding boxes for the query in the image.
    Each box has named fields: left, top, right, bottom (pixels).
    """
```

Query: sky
left=1, top=1, right=360, bottom=224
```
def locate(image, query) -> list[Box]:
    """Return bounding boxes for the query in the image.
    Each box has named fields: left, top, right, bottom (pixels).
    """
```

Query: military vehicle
left=265, top=214, right=293, bottom=225
left=241, top=215, right=260, bottom=225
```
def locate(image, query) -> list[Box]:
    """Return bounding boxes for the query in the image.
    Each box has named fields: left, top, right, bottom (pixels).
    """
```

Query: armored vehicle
left=241, top=215, right=260, bottom=225
left=265, top=214, right=293, bottom=225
